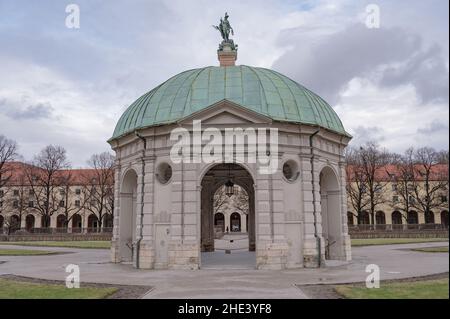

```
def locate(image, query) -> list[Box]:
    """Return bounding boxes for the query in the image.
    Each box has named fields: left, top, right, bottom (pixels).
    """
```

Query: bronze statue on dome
left=212, top=12, right=238, bottom=51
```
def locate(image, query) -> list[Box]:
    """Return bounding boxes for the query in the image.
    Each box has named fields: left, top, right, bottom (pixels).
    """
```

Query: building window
left=0, top=190, right=3, bottom=197
left=59, top=200, right=65, bottom=207
left=0, top=201, right=3, bottom=207
left=28, top=201, right=34, bottom=208
left=392, top=184, right=398, bottom=192
left=60, top=189, right=65, bottom=196
left=75, top=200, right=80, bottom=207
left=13, top=200, right=19, bottom=208
left=75, top=189, right=81, bottom=195
left=29, top=189, right=34, bottom=196
left=442, top=195, right=448, bottom=203
left=408, top=196, right=415, bottom=204
left=375, top=185, right=382, bottom=193
left=393, top=195, right=399, bottom=203
left=13, top=190, right=19, bottom=196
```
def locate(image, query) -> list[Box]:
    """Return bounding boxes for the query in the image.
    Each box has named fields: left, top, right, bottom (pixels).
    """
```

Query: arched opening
left=425, top=211, right=435, bottom=224
left=103, top=214, right=113, bottom=230
left=392, top=211, right=403, bottom=228
left=347, top=212, right=354, bottom=226
left=358, top=211, right=370, bottom=225
left=319, top=166, right=343, bottom=260
left=375, top=211, right=386, bottom=229
left=407, top=211, right=418, bottom=224
left=119, top=169, right=138, bottom=262
left=25, top=214, right=35, bottom=231
left=10, top=215, right=20, bottom=233
left=40, top=215, right=50, bottom=228
left=201, top=163, right=255, bottom=269
left=88, top=214, right=99, bottom=232
left=72, top=214, right=82, bottom=233
left=230, top=212, right=241, bottom=232
left=56, top=214, right=67, bottom=229
left=214, top=212, right=225, bottom=232
left=441, top=211, right=449, bottom=229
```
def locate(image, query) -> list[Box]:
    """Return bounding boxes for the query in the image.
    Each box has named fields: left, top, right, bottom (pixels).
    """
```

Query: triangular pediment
left=178, top=99, right=273, bottom=126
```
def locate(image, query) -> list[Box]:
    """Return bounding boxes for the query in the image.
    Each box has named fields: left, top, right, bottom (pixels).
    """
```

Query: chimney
left=218, top=42, right=237, bottom=67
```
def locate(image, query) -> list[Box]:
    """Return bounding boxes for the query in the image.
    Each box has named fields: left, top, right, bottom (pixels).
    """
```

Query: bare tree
left=359, top=142, right=391, bottom=225
left=232, top=186, right=249, bottom=215
left=411, top=147, right=449, bottom=222
left=387, top=148, right=415, bottom=223
left=26, top=145, right=70, bottom=229
left=81, top=152, right=115, bottom=231
left=0, top=135, right=18, bottom=189
left=57, top=171, right=85, bottom=231
left=213, top=185, right=229, bottom=214
left=345, top=147, right=370, bottom=224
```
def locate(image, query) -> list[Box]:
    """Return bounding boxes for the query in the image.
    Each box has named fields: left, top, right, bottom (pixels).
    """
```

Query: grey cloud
left=417, top=120, right=449, bottom=135
left=380, top=44, right=449, bottom=103
left=272, top=24, right=449, bottom=104
left=349, top=126, right=385, bottom=147
left=0, top=98, right=53, bottom=120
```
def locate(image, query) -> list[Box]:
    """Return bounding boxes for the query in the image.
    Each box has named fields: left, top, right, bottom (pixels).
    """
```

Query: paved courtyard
left=0, top=241, right=448, bottom=298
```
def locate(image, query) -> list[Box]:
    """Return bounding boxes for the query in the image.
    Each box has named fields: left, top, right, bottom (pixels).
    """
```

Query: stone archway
left=119, top=169, right=138, bottom=262
left=25, top=214, right=35, bottom=231
left=56, top=214, right=66, bottom=229
left=319, top=166, right=343, bottom=260
left=72, top=214, right=82, bottom=232
left=425, top=211, right=435, bottom=224
left=200, top=163, right=255, bottom=260
left=87, top=214, right=98, bottom=232
left=392, top=211, right=403, bottom=226
left=214, top=212, right=225, bottom=232
left=441, top=211, right=449, bottom=229
left=230, top=212, right=241, bottom=232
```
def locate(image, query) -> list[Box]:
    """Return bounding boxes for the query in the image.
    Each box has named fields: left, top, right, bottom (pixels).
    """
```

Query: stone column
left=136, top=156, right=156, bottom=269
left=168, top=163, right=199, bottom=270
left=300, top=155, right=323, bottom=268
left=248, top=186, right=256, bottom=251
left=200, top=176, right=214, bottom=252
left=110, top=164, right=121, bottom=263
left=339, top=161, right=352, bottom=261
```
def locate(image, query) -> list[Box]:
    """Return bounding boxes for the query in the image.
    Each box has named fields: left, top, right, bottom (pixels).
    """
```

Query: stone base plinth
left=168, top=241, right=199, bottom=270
left=256, top=241, right=290, bottom=270
left=135, top=241, right=155, bottom=269
left=302, top=236, right=324, bottom=268
left=110, top=240, right=120, bottom=263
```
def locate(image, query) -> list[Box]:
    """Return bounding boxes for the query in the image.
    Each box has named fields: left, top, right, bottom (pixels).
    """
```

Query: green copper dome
left=111, top=65, right=348, bottom=139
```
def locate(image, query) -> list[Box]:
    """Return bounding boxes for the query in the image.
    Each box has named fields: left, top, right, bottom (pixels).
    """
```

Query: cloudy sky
left=0, top=0, right=448, bottom=167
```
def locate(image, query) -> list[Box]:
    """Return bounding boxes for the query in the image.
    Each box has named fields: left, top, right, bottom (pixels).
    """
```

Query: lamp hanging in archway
left=225, top=179, right=235, bottom=197
left=225, top=164, right=235, bottom=197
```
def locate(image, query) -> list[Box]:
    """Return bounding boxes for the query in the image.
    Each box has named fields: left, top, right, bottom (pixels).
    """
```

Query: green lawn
left=335, top=279, right=449, bottom=299
left=0, top=241, right=111, bottom=249
left=411, top=246, right=449, bottom=253
left=0, top=278, right=117, bottom=299
left=351, top=238, right=448, bottom=246
left=0, top=249, right=58, bottom=256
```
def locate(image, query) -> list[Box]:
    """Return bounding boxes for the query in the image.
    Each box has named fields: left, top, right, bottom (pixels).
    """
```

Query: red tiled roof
left=1, top=162, right=109, bottom=186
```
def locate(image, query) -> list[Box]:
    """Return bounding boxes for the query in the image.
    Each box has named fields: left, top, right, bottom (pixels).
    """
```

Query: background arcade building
left=108, top=14, right=352, bottom=270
